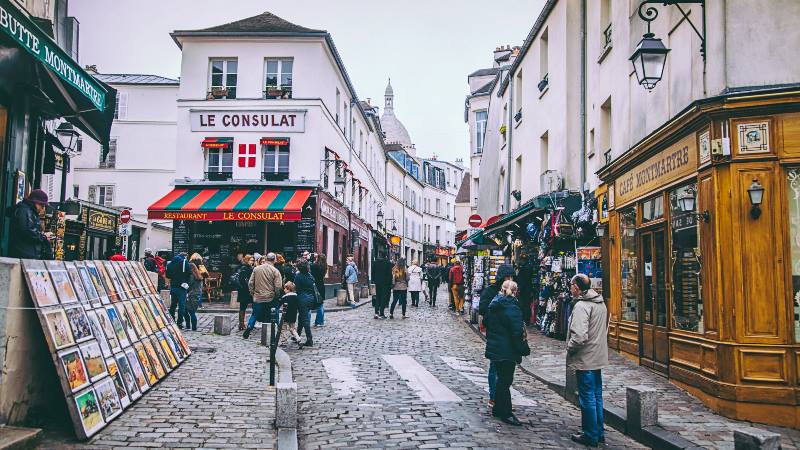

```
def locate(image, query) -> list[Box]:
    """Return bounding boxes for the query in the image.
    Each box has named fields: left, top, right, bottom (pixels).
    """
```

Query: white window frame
left=262, top=142, right=290, bottom=175
left=89, top=184, right=115, bottom=207
left=475, top=110, right=487, bottom=154
left=264, top=58, right=293, bottom=97
left=208, top=58, right=238, bottom=98
left=206, top=147, right=233, bottom=173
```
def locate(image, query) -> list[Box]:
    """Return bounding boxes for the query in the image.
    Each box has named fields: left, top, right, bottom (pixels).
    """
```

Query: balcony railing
left=514, top=109, right=523, bottom=123
left=603, top=23, right=613, bottom=50
left=205, top=171, right=232, bottom=181
left=537, top=73, right=549, bottom=92
left=263, top=87, right=293, bottom=99
left=262, top=172, right=289, bottom=181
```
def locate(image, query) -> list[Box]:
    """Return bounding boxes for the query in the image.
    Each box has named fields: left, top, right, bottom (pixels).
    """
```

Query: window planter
left=537, top=74, right=549, bottom=93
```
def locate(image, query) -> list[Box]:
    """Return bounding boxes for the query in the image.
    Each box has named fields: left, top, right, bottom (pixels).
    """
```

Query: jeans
left=247, top=302, right=267, bottom=330
left=184, top=292, right=199, bottom=330
left=488, top=361, right=497, bottom=401
left=297, top=299, right=313, bottom=342
left=375, top=285, right=390, bottom=316
left=169, top=287, right=187, bottom=328
left=492, top=360, right=516, bottom=418
left=428, top=282, right=439, bottom=305
left=390, top=290, right=407, bottom=316
left=410, top=291, right=420, bottom=307
left=314, top=303, right=325, bottom=326
left=576, top=369, right=604, bottom=444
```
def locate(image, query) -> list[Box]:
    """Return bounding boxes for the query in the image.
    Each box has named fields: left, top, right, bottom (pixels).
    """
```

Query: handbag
left=312, top=284, right=323, bottom=308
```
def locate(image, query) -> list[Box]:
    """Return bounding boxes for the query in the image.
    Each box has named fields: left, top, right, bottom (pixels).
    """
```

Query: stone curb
left=0, top=426, right=42, bottom=450
left=324, top=297, right=372, bottom=313
left=461, top=317, right=703, bottom=450
left=274, top=347, right=298, bottom=450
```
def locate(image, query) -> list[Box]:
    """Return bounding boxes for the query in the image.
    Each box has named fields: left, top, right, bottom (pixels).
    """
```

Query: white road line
left=382, top=355, right=462, bottom=402
left=440, top=356, right=537, bottom=407
left=322, top=357, right=367, bottom=396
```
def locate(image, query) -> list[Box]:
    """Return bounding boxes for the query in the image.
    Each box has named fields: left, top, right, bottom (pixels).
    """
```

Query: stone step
left=0, top=426, right=42, bottom=450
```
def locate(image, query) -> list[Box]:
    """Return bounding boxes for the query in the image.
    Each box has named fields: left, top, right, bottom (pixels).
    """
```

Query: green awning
left=482, top=201, right=540, bottom=237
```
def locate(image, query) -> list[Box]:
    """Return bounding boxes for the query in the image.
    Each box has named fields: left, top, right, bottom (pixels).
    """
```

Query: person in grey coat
left=567, top=273, right=609, bottom=448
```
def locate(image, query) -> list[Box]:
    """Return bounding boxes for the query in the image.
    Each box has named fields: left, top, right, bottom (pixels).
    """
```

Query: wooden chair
left=204, top=272, right=223, bottom=302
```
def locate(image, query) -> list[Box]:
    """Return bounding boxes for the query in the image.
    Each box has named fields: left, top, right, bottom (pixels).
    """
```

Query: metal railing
left=205, top=171, right=232, bottom=181
left=537, top=73, right=549, bottom=92
left=262, top=172, right=289, bottom=181
left=603, top=23, right=613, bottom=50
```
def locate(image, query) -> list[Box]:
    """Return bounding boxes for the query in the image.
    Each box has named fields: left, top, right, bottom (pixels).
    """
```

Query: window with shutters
left=89, top=185, right=114, bottom=207
left=114, top=92, right=128, bottom=120
left=99, top=138, right=117, bottom=168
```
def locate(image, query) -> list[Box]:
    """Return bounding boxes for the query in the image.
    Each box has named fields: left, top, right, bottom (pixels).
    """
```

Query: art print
left=117, top=263, right=141, bottom=298
left=94, top=377, right=122, bottom=422
left=85, top=310, right=112, bottom=357
left=116, top=353, right=141, bottom=400
left=146, top=296, right=166, bottom=328
left=103, top=262, right=130, bottom=300
left=65, top=262, right=89, bottom=306
left=105, top=357, right=130, bottom=408
left=106, top=306, right=130, bottom=348
left=169, top=324, right=191, bottom=355
left=158, top=336, right=178, bottom=368
left=738, top=121, right=770, bottom=154
left=77, top=264, right=102, bottom=308
left=74, top=388, right=104, bottom=437
left=138, top=298, right=159, bottom=331
left=132, top=300, right=155, bottom=335
left=45, top=309, right=75, bottom=349
left=95, top=262, right=119, bottom=302
left=123, top=302, right=146, bottom=338
left=46, top=261, right=79, bottom=304
left=84, top=261, right=110, bottom=303
left=117, top=303, right=138, bottom=342
left=23, top=260, right=59, bottom=307
left=164, top=331, right=185, bottom=361
left=134, top=342, right=157, bottom=385
left=149, top=336, right=172, bottom=371
left=59, top=348, right=89, bottom=392
left=134, top=262, right=157, bottom=294
left=143, top=339, right=166, bottom=379
left=96, top=309, right=120, bottom=351
left=79, top=341, right=107, bottom=382
left=64, top=305, right=93, bottom=342
left=125, top=348, right=149, bottom=393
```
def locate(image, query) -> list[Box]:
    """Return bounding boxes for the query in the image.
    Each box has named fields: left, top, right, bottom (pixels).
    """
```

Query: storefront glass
left=669, top=183, right=703, bottom=333
left=620, top=207, right=638, bottom=321
left=642, top=196, right=664, bottom=223
left=786, top=169, right=800, bottom=341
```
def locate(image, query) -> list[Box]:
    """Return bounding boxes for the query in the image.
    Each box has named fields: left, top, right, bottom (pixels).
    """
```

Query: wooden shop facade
left=596, top=86, right=800, bottom=428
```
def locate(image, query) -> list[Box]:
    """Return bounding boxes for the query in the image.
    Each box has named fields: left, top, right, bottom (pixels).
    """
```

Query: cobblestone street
left=288, top=287, right=645, bottom=449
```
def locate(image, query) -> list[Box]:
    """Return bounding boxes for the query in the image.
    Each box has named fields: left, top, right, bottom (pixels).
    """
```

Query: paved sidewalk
left=519, top=329, right=800, bottom=449
left=40, top=315, right=275, bottom=449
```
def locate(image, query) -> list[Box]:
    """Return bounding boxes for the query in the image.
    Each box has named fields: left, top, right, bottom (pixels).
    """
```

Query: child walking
left=279, top=282, right=303, bottom=349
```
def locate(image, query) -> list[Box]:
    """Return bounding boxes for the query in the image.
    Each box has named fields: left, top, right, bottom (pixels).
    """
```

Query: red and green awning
left=148, top=188, right=312, bottom=221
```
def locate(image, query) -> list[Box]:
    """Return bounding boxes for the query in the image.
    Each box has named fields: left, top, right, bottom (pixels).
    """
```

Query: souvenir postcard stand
left=21, top=259, right=192, bottom=440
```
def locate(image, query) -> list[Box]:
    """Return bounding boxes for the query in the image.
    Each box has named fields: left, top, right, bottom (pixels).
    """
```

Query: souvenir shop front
left=597, top=87, right=800, bottom=428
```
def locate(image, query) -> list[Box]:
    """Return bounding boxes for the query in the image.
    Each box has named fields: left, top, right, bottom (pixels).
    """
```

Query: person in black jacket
left=235, top=255, right=255, bottom=331
left=485, top=280, right=526, bottom=426
left=424, top=261, right=441, bottom=306
left=166, top=253, right=192, bottom=329
left=278, top=282, right=302, bottom=349
left=371, top=256, right=393, bottom=319
left=310, top=254, right=327, bottom=327
left=294, top=260, right=316, bottom=347
left=478, top=264, right=516, bottom=408
left=9, top=189, right=53, bottom=259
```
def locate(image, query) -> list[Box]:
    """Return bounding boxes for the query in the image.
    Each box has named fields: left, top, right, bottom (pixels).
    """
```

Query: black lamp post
left=55, top=122, right=80, bottom=206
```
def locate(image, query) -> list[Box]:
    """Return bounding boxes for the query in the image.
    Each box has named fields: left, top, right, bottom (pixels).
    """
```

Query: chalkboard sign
left=172, top=220, right=191, bottom=255
left=296, top=217, right=315, bottom=253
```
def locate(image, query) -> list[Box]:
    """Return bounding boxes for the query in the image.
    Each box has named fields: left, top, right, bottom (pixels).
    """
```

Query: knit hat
left=28, top=189, right=49, bottom=205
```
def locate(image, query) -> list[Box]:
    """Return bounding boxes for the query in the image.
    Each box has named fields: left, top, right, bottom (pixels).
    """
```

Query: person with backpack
left=449, top=259, right=465, bottom=314
left=166, top=252, right=192, bottom=329
left=424, top=261, right=441, bottom=307
left=244, top=253, right=283, bottom=339
left=233, top=254, right=254, bottom=331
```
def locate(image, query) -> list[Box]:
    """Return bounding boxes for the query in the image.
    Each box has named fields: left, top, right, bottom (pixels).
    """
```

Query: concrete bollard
left=370, top=283, right=376, bottom=296
left=213, top=315, right=231, bottom=335
left=734, top=428, right=782, bottom=450
left=229, top=290, right=238, bottom=308
left=336, top=289, right=348, bottom=306
left=160, top=289, right=171, bottom=308
left=275, top=382, right=298, bottom=428
left=360, top=286, right=369, bottom=299
left=626, top=385, right=658, bottom=431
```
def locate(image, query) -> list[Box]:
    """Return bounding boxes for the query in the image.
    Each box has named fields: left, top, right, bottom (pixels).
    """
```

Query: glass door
left=639, top=227, right=669, bottom=374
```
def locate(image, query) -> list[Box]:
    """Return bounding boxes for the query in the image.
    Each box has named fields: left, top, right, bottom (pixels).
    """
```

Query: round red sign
left=468, top=214, right=483, bottom=228
left=120, top=209, right=131, bottom=224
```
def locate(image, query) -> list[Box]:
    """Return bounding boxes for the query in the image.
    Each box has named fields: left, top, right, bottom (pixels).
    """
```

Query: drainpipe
left=580, top=0, right=587, bottom=191
left=505, top=75, right=514, bottom=213
left=402, top=171, right=407, bottom=256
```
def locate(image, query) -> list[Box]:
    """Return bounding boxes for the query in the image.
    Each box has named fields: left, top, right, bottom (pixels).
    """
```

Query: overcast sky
left=70, top=0, right=544, bottom=164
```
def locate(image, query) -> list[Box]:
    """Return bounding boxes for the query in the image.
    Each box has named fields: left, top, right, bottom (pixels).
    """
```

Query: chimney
left=493, top=45, right=512, bottom=67
left=84, top=64, right=98, bottom=73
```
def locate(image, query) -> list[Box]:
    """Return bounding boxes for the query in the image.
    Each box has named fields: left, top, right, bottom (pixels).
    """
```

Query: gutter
left=580, top=0, right=587, bottom=190
left=505, top=75, right=514, bottom=213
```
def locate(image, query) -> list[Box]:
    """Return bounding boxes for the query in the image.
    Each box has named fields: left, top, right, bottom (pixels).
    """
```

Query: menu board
left=172, top=221, right=191, bottom=255
left=21, top=260, right=191, bottom=440
left=296, top=217, right=315, bottom=253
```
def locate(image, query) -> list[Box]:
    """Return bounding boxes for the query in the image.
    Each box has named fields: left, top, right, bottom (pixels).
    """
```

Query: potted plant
left=499, top=124, right=507, bottom=136
left=210, top=87, right=228, bottom=99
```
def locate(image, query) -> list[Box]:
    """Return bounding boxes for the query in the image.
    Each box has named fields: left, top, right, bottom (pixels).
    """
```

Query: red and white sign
left=120, top=209, right=131, bottom=224
left=468, top=214, right=483, bottom=228
left=238, top=144, right=256, bottom=168
left=190, top=110, right=306, bottom=132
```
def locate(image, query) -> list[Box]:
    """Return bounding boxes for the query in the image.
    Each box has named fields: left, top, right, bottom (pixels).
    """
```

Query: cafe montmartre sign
left=190, top=110, right=306, bottom=132
left=0, top=0, right=106, bottom=110
left=614, top=132, right=698, bottom=206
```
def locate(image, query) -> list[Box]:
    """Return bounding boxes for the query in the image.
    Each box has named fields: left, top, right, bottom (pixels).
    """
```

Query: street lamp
left=595, top=224, right=606, bottom=237
left=747, top=179, right=765, bottom=219
left=677, top=189, right=710, bottom=223
left=377, top=209, right=384, bottom=229
left=55, top=122, right=80, bottom=206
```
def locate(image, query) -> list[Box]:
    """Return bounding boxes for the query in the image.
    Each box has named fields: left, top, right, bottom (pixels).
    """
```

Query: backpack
left=166, top=257, right=188, bottom=281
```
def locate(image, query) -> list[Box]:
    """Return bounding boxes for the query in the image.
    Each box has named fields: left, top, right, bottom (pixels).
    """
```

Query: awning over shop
left=201, top=137, right=233, bottom=148
left=0, top=0, right=116, bottom=145
left=147, top=188, right=312, bottom=221
left=482, top=201, right=541, bottom=237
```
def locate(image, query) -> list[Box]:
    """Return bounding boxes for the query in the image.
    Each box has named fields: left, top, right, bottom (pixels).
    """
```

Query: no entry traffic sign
left=120, top=209, right=131, bottom=224
left=468, top=214, right=483, bottom=228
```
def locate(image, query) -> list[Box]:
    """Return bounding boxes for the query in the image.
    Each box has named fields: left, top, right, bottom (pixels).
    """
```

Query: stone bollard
left=275, top=382, right=298, bottom=428
left=565, top=366, right=578, bottom=403
left=160, top=289, right=171, bottom=308
left=213, top=315, right=231, bottom=335
left=229, top=290, right=238, bottom=308
left=360, top=285, right=370, bottom=299
left=734, top=428, right=782, bottom=450
left=336, top=289, right=348, bottom=306
left=370, top=283, right=376, bottom=296
left=626, top=386, right=658, bottom=432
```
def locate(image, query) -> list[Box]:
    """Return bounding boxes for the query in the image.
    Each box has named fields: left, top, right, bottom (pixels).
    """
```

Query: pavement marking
left=322, top=357, right=367, bottom=396
left=440, top=356, right=537, bottom=407
left=382, top=354, right=462, bottom=402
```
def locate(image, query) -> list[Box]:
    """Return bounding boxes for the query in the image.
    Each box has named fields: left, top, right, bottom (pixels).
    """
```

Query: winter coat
left=484, top=295, right=526, bottom=364
left=310, top=264, right=326, bottom=300
left=144, top=256, right=159, bottom=273
left=392, top=270, right=408, bottom=291
left=248, top=262, right=283, bottom=303
left=407, top=265, right=423, bottom=291
left=479, top=264, right=516, bottom=317
left=235, top=264, right=254, bottom=304
left=280, top=292, right=299, bottom=323
left=448, top=265, right=464, bottom=285
left=566, top=289, right=609, bottom=371
left=294, top=272, right=317, bottom=305
left=9, top=200, right=48, bottom=259
left=109, top=253, right=127, bottom=261
left=424, top=264, right=441, bottom=285
left=371, top=258, right=393, bottom=287
left=344, top=262, right=359, bottom=284
left=166, top=255, right=192, bottom=286
left=282, top=264, right=296, bottom=283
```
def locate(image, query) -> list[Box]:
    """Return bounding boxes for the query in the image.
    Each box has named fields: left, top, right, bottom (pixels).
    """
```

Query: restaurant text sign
left=320, top=199, right=348, bottom=229
left=615, top=133, right=697, bottom=206
left=148, top=210, right=300, bottom=221
left=190, top=110, right=306, bottom=132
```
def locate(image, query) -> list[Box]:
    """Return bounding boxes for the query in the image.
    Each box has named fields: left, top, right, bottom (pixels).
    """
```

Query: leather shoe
left=571, top=433, right=598, bottom=447
left=500, top=415, right=522, bottom=426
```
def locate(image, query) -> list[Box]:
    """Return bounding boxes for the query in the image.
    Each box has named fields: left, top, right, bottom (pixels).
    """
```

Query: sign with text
left=86, top=209, right=117, bottom=233
left=190, top=110, right=306, bottom=132
left=148, top=210, right=300, bottom=221
left=614, top=133, right=697, bottom=206
left=320, top=199, right=349, bottom=229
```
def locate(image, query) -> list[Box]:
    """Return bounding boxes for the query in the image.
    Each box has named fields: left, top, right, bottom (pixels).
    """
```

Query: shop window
left=787, top=169, right=800, bottom=341
left=262, top=139, right=290, bottom=181
left=333, top=230, right=340, bottom=263
left=670, top=184, right=703, bottom=332
left=641, top=195, right=664, bottom=223
left=620, top=207, right=638, bottom=321
left=209, top=58, right=237, bottom=99
left=264, top=58, right=293, bottom=99
left=206, top=146, right=233, bottom=180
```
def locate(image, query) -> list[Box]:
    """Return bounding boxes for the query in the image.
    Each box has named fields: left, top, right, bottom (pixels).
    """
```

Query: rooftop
left=175, top=11, right=324, bottom=35
left=468, top=67, right=499, bottom=78
left=93, top=74, right=179, bottom=85
left=455, top=172, right=471, bottom=203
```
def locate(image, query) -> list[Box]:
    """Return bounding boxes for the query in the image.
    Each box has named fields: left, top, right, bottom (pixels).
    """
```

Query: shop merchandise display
left=21, top=259, right=191, bottom=440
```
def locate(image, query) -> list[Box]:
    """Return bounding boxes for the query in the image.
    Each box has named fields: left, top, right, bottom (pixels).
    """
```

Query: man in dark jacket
left=484, top=280, right=526, bottom=426
left=424, top=261, right=441, bottom=306
left=9, top=189, right=52, bottom=259
left=371, top=256, right=393, bottom=319
left=166, top=253, right=192, bottom=329
left=478, top=264, right=516, bottom=408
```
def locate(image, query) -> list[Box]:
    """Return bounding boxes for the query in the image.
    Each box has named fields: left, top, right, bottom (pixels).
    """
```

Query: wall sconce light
left=747, top=178, right=765, bottom=219
left=677, top=191, right=710, bottom=223
left=595, top=224, right=606, bottom=237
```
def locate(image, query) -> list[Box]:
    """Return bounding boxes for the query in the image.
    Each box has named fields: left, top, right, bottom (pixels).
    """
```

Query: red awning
left=148, top=187, right=312, bottom=221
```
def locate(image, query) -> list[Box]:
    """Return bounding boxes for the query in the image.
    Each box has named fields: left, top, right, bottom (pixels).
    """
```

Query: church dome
left=380, top=79, right=414, bottom=149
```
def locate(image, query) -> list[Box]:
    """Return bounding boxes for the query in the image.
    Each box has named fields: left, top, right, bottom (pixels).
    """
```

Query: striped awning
left=147, top=188, right=312, bottom=221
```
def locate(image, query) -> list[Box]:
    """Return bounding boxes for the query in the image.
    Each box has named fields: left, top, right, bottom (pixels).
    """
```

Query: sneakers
left=402, top=315, right=407, bottom=319
left=499, top=415, right=522, bottom=426
left=242, top=328, right=252, bottom=339
left=374, top=314, right=379, bottom=319
left=488, top=400, right=495, bottom=408
left=304, top=340, right=313, bottom=347
left=389, top=314, right=394, bottom=319
left=570, top=434, right=598, bottom=447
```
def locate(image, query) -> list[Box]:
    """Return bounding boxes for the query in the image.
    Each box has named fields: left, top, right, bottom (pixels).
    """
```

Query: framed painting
left=64, top=305, right=93, bottom=343
left=79, top=341, right=107, bottom=382
left=124, top=347, right=150, bottom=393
left=73, top=387, right=104, bottom=438
left=85, top=309, right=112, bottom=357
left=142, top=339, right=166, bottom=379
left=95, top=262, right=119, bottom=302
left=134, top=342, right=158, bottom=385
left=45, top=309, right=75, bottom=350
left=157, top=333, right=178, bottom=368
left=100, top=261, right=128, bottom=301
left=58, top=348, right=90, bottom=393
left=46, top=261, right=79, bottom=305
left=105, top=305, right=130, bottom=348
left=95, top=308, right=120, bottom=352
left=132, top=300, right=155, bottom=336
left=104, top=356, right=130, bottom=408
left=22, top=260, right=59, bottom=307
left=115, top=352, right=141, bottom=401
left=83, top=261, right=110, bottom=305
left=64, top=262, right=89, bottom=307
left=76, top=263, right=102, bottom=308
left=93, top=377, right=122, bottom=422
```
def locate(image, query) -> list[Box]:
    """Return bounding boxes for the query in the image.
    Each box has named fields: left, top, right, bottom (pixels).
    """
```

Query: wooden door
left=639, top=227, right=669, bottom=374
